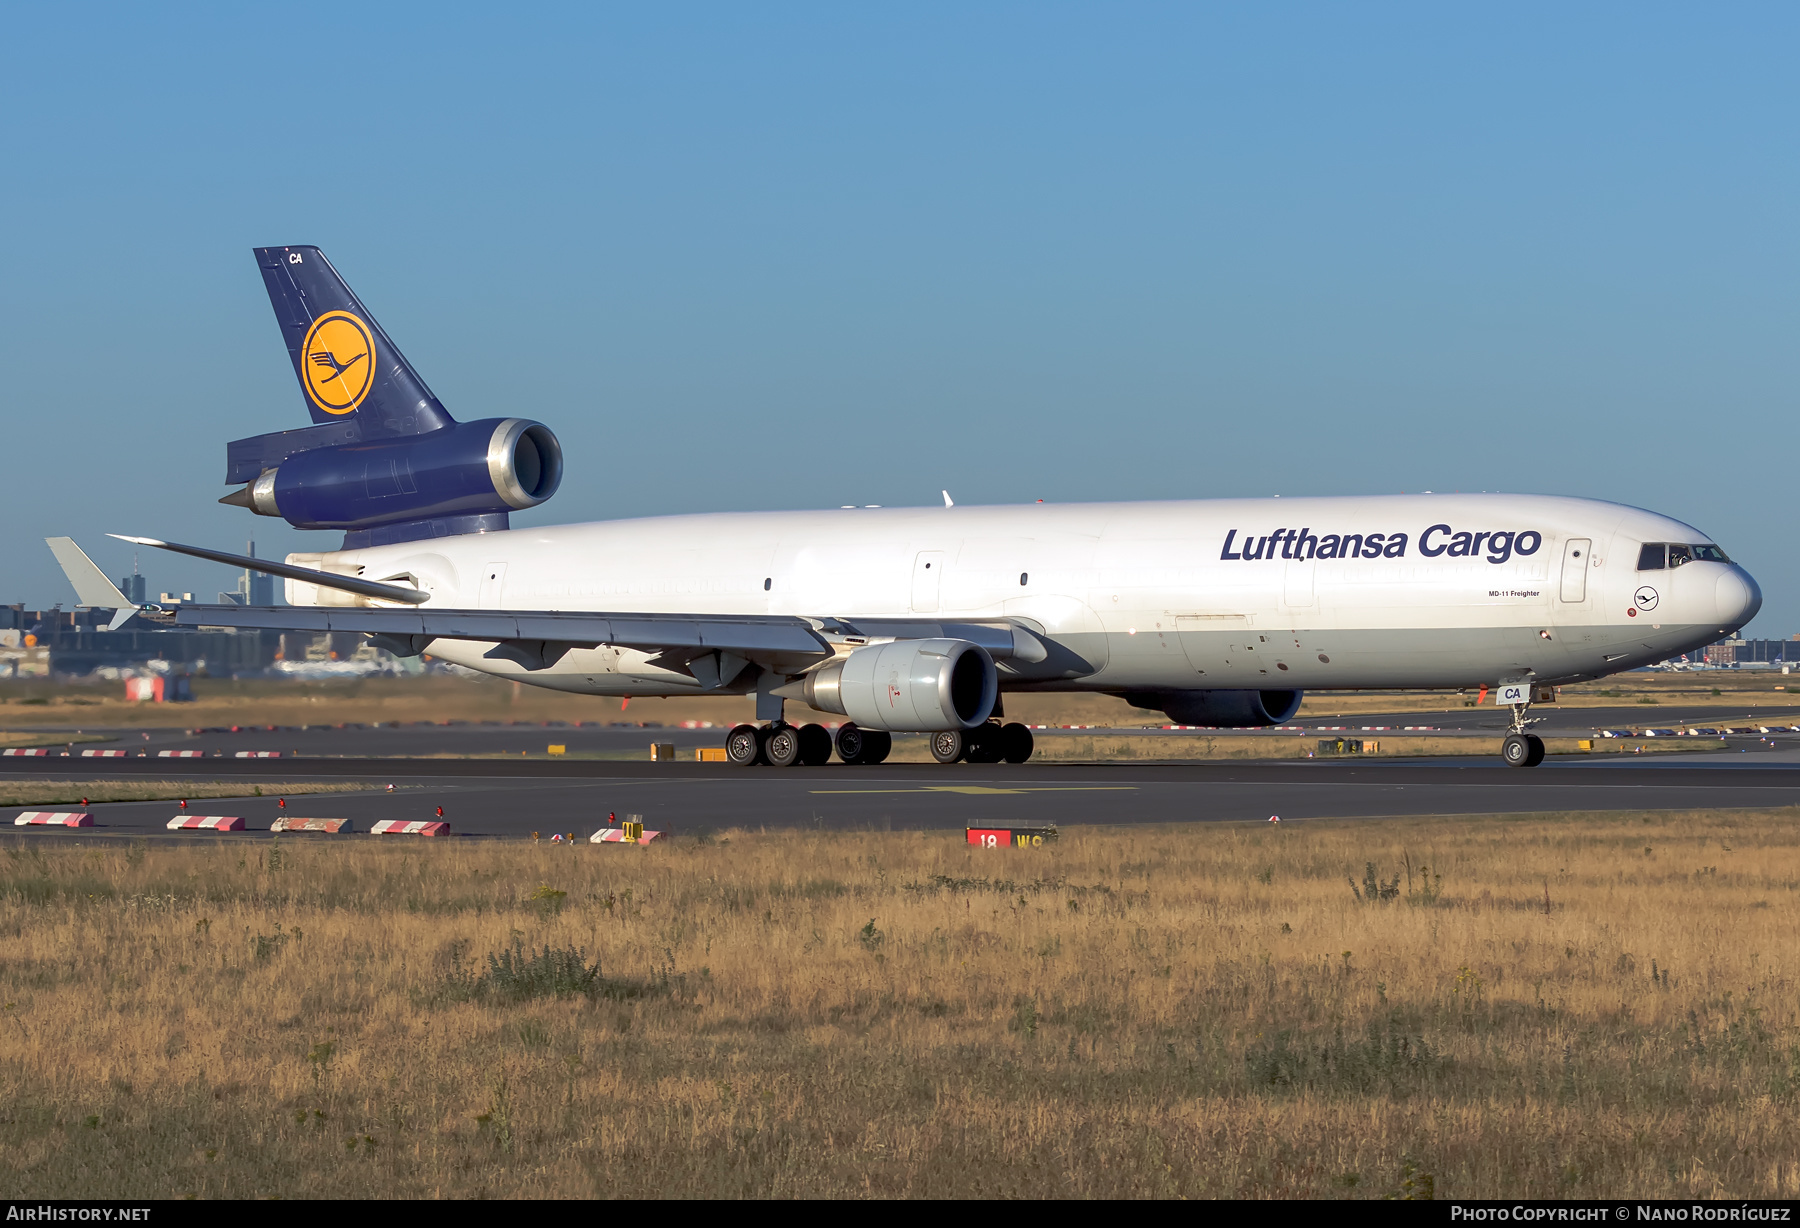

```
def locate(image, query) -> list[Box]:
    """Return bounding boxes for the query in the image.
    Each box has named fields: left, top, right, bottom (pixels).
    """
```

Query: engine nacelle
left=234, top=417, right=562, bottom=533
left=1126, top=688, right=1304, bottom=728
left=797, top=639, right=998, bottom=732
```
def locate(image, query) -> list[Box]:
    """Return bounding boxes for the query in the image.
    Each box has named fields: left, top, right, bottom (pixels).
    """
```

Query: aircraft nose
left=1715, top=567, right=1761, bottom=631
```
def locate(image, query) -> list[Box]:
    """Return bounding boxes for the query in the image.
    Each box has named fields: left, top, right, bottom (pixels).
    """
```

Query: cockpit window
left=1638, top=542, right=1730, bottom=570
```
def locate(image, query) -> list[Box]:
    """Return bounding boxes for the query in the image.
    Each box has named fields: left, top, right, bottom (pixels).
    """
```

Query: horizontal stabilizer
left=225, top=419, right=362, bottom=485
left=109, top=535, right=429, bottom=605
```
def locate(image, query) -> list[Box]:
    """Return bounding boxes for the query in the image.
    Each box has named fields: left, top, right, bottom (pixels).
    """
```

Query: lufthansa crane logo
left=300, top=311, right=376, bottom=414
left=1634, top=585, right=1660, bottom=612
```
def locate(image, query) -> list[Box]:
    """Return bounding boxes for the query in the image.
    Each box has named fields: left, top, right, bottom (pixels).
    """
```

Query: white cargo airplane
left=50, top=247, right=1762, bottom=770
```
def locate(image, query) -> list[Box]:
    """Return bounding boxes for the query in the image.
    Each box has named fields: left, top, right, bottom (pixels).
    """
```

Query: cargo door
left=1559, top=538, right=1591, bottom=603
left=478, top=562, right=508, bottom=609
left=910, top=551, right=944, bottom=613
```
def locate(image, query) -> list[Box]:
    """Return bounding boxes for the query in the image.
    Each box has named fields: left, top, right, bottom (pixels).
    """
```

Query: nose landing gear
left=1501, top=699, right=1545, bottom=768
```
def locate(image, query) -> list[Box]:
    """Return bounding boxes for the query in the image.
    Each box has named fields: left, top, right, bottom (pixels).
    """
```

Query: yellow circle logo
left=301, top=311, right=376, bottom=414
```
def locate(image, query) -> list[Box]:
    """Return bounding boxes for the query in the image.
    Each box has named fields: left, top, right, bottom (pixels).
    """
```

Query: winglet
left=45, top=538, right=139, bottom=629
left=942, top=490, right=955, bottom=508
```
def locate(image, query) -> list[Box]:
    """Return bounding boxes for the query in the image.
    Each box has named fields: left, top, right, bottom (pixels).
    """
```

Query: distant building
left=116, top=550, right=148, bottom=605
left=0, top=606, right=282, bottom=678
left=1700, top=638, right=1800, bottom=666
left=219, top=542, right=277, bottom=606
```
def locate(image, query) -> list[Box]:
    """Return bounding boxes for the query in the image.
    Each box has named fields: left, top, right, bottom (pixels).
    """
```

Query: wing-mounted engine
left=785, top=638, right=998, bottom=732
left=221, top=417, right=562, bottom=547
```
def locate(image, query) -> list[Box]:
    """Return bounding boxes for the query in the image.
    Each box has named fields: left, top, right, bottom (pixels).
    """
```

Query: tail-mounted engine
left=230, top=246, right=564, bottom=548
left=222, top=417, right=562, bottom=548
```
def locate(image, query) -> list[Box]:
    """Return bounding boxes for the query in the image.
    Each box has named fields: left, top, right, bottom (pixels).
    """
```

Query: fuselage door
left=1559, top=538, right=1591, bottom=603
left=910, top=551, right=944, bottom=613
left=478, top=562, right=508, bottom=609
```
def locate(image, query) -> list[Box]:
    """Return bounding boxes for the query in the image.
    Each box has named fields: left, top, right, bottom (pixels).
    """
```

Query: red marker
left=277, top=797, right=286, bottom=809
left=436, top=806, right=444, bottom=818
left=179, top=799, right=188, bottom=810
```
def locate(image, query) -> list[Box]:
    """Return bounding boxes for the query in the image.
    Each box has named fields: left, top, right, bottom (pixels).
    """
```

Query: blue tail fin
left=254, top=246, right=454, bottom=439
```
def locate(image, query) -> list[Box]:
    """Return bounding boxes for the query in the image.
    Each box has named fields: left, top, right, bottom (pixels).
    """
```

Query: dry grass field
left=1, top=809, right=1796, bottom=1199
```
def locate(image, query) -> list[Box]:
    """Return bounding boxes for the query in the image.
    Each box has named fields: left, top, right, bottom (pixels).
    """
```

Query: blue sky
left=3, top=5, right=1796, bottom=633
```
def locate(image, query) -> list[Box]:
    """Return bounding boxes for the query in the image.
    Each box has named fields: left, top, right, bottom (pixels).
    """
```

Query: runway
left=17, top=696, right=1800, bottom=760
left=5, top=744, right=1799, bottom=839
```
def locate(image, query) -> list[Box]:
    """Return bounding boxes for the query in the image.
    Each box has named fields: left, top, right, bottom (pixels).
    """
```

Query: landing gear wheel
left=797, top=723, right=833, bottom=766
left=930, top=730, right=965, bottom=764
left=726, top=723, right=762, bottom=767
left=764, top=724, right=801, bottom=768
left=1000, top=722, right=1035, bottom=764
left=1525, top=734, right=1545, bottom=767
left=1502, top=732, right=1534, bottom=768
left=834, top=724, right=893, bottom=764
left=964, top=723, right=1004, bottom=764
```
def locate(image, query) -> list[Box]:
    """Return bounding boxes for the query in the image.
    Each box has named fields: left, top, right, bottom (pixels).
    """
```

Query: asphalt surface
left=1294, top=702, right=1800, bottom=735
left=19, top=698, right=1800, bottom=760
left=4, top=731, right=1799, bottom=839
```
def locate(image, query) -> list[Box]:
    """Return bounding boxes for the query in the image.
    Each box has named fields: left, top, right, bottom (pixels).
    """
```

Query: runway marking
left=809, top=786, right=1140, bottom=796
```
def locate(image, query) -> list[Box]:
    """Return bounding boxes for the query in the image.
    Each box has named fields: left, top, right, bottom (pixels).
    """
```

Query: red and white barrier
left=1, top=748, right=50, bottom=756
left=233, top=751, right=282, bottom=758
left=80, top=749, right=127, bottom=758
left=14, top=812, right=93, bottom=827
left=270, top=817, right=353, bottom=834
left=371, top=820, right=450, bottom=837
left=166, top=815, right=245, bottom=831
left=590, top=827, right=662, bottom=844
left=157, top=750, right=205, bottom=758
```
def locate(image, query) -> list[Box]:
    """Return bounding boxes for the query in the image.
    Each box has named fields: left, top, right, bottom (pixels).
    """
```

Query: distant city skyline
left=4, top=5, right=1795, bottom=634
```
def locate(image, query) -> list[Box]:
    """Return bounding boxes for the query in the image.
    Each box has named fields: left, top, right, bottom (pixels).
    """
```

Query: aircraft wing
left=70, top=534, right=1035, bottom=680
left=161, top=603, right=1040, bottom=680
left=164, top=602, right=833, bottom=659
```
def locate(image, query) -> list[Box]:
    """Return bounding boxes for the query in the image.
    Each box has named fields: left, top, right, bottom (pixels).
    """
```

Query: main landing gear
left=1500, top=699, right=1545, bottom=769
left=930, top=721, right=1035, bottom=765
left=725, top=721, right=887, bottom=766
left=722, top=720, right=1035, bottom=765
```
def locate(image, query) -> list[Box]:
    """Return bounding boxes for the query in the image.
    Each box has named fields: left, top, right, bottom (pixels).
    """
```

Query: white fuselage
left=286, top=493, right=1761, bottom=700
